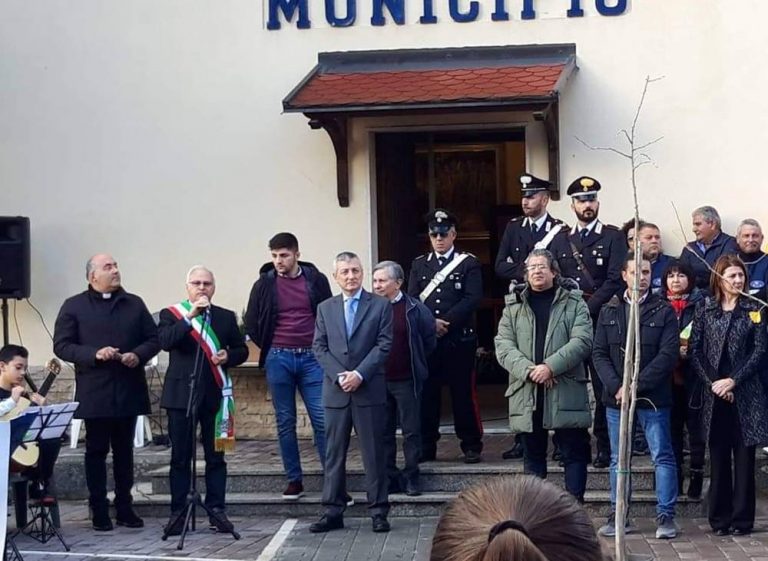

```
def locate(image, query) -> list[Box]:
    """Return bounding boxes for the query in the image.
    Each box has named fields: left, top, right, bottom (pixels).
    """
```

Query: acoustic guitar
left=3, top=358, right=62, bottom=470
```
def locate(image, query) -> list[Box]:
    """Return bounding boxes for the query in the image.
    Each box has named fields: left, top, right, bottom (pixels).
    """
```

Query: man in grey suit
left=310, top=251, right=394, bottom=534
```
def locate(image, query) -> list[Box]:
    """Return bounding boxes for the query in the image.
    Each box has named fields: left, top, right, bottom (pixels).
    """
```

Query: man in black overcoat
left=53, top=253, right=160, bottom=531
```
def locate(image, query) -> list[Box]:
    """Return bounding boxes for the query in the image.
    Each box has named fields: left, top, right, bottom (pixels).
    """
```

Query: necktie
left=345, top=297, right=357, bottom=338
left=437, top=255, right=445, bottom=268
left=531, top=223, right=539, bottom=234
left=580, top=228, right=588, bottom=241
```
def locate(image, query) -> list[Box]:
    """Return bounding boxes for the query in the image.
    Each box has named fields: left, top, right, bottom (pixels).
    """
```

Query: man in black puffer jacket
left=244, top=233, right=332, bottom=500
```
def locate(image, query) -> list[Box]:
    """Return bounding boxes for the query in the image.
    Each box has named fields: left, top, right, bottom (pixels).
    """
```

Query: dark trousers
left=588, top=359, right=610, bottom=456
left=323, top=404, right=389, bottom=518
left=671, top=383, right=705, bottom=474
left=708, top=399, right=756, bottom=532
left=167, top=407, right=227, bottom=513
left=521, top=389, right=590, bottom=501
left=84, top=417, right=137, bottom=512
left=384, top=379, right=421, bottom=485
left=421, top=337, right=483, bottom=455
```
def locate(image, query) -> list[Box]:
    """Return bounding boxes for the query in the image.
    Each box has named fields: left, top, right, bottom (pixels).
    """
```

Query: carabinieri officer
left=550, top=176, right=627, bottom=469
left=407, top=209, right=484, bottom=464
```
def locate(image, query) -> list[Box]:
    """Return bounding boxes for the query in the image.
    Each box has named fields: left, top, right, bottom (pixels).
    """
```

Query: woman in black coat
left=662, top=260, right=706, bottom=499
left=689, top=254, right=768, bottom=536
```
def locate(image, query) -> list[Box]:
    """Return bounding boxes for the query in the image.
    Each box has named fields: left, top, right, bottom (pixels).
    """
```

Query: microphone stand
left=161, top=308, right=240, bottom=549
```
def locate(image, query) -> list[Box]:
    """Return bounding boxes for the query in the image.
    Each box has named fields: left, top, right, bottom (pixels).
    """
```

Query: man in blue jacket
left=679, top=206, right=738, bottom=289
left=244, top=233, right=332, bottom=501
left=373, top=260, right=436, bottom=496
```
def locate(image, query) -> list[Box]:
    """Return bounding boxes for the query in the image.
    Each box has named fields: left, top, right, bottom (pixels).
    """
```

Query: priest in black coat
left=53, top=253, right=160, bottom=531
left=158, top=265, right=248, bottom=536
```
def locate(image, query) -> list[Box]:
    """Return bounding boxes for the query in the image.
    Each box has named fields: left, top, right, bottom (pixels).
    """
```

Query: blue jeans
left=606, top=406, right=677, bottom=518
left=265, top=348, right=326, bottom=483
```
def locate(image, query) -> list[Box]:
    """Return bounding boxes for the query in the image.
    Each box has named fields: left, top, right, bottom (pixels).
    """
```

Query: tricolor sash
left=168, top=301, right=236, bottom=452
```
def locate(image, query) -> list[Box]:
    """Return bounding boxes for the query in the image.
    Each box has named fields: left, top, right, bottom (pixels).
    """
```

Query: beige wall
left=1, top=0, right=767, bottom=361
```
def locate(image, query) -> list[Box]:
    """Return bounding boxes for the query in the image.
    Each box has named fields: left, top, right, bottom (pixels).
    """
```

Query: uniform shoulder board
left=554, top=218, right=569, bottom=228
left=603, top=224, right=620, bottom=231
left=414, top=254, right=426, bottom=261
left=459, top=251, right=478, bottom=258
left=510, top=216, right=522, bottom=223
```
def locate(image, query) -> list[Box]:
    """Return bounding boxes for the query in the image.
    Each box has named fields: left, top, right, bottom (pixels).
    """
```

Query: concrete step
left=147, top=461, right=659, bottom=494
left=132, top=490, right=704, bottom=519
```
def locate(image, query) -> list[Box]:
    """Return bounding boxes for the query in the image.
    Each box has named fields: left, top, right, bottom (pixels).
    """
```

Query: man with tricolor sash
left=158, top=265, right=248, bottom=536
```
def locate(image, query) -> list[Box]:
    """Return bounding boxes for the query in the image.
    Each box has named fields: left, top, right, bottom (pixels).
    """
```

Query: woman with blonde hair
left=430, top=476, right=606, bottom=561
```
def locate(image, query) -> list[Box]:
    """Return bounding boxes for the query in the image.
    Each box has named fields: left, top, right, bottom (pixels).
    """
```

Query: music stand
left=18, top=403, right=77, bottom=552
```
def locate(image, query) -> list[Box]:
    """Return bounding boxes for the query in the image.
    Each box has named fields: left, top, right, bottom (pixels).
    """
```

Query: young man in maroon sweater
left=372, top=260, right=436, bottom=496
left=244, top=233, right=332, bottom=500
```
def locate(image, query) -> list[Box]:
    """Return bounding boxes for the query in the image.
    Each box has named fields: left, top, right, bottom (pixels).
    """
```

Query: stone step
left=132, top=490, right=704, bottom=519
left=147, top=461, right=660, bottom=494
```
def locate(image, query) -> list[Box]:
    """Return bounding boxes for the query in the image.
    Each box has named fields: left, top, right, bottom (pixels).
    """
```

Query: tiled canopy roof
left=284, top=44, right=576, bottom=113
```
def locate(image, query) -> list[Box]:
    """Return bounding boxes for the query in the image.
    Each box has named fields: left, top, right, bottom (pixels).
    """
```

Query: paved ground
left=8, top=436, right=768, bottom=560
left=9, top=507, right=768, bottom=560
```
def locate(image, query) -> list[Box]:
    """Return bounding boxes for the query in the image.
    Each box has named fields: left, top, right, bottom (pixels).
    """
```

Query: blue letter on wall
left=372, top=0, right=405, bottom=25
left=520, top=0, right=535, bottom=19
left=449, top=0, right=478, bottom=22
left=267, top=0, right=310, bottom=29
left=325, top=0, right=356, bottom=26
left=491, top=0, right=508, bottom=21
left=595, top=0, right=626, bottom=16
left=420, top=0, right=437, bottom=23
left=567, top=0, right=584, bottom=17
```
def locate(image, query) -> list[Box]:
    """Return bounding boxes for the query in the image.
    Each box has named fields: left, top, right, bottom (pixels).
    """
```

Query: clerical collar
left=102, top=292, right=112, bottom=299
left=434, top=246, right=455, bottom=261
left=391, top=291, right=404, bottom=304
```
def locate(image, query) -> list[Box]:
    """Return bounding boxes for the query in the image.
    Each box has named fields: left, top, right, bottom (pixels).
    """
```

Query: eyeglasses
left=187, top=281, right=214, bottom=288
left=525, top=264, right=550, bottom=272
left=429, top=232, right=449, bottom=239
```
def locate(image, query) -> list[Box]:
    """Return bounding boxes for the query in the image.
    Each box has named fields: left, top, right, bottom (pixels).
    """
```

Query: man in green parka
left=495, top=248, right=593, bottom=501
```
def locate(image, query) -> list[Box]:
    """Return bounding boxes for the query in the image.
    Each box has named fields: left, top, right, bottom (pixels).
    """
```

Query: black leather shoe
left=388, top=476, right=403, bottom=495
left=592, top=452, right=610, bottom=469
left=713, top=528, right=730, bottom=536
left=372, top=515, right=390, bottom=533
left=208, top=508, right=235, bottom=533
left=116, top=508, right=144, bottom=528
left=464, top=450, right=482, bottom=464
left=405, top=479, right=422, bottom=497
left=92, top=509, right=113, bottom=532
left=310, top=515, right=344, bottom=533
left=732, top=527, right=752, bottom=536
left=502, top=442, right=523, bottom=460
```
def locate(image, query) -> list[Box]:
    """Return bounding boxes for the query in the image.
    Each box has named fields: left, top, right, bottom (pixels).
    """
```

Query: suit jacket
left=313, top=289, right=393, bottom=408
left=158, top=304, right=248, bottom=411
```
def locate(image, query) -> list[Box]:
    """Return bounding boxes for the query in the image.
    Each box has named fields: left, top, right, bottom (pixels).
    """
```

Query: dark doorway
left=375, top=128, right=527, bottom=429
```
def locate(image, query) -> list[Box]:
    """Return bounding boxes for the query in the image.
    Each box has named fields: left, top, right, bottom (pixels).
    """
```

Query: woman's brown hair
left=710, top=254, right=748, bottom=303
left=430, top=476, right=606, bottom=561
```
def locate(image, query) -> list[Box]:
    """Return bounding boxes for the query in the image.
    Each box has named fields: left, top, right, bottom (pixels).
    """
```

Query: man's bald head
left=87, top=254, right=121, bottom=293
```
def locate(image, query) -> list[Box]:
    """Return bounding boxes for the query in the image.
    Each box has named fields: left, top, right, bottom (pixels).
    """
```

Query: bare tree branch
left=574, top=136, right=631, bottom=159
left=635, top=136, right=664, bottom=151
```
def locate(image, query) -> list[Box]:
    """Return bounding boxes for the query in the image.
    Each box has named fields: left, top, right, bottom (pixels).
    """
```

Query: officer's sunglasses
left=429, top=232, right=449, bottom=239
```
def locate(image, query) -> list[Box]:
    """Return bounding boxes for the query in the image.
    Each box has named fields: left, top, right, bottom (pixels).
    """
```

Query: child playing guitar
left=1, top=344, right=62, bottom=504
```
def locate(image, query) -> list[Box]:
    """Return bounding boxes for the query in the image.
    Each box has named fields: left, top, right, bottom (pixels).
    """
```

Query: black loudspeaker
left=0, top=216, right=31, bottom=299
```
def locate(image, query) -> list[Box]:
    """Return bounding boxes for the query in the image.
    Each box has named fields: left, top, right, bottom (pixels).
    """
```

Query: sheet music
left=20, top=402, right=79, bottom=442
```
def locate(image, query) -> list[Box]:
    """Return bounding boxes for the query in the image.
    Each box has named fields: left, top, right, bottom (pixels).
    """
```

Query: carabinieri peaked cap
left=519, top=173, right=552, bottom=196
left=567, top=176, right=601, bottom=200
left=426, top=208, right=457, bottom=234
